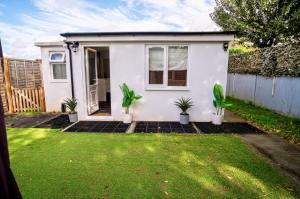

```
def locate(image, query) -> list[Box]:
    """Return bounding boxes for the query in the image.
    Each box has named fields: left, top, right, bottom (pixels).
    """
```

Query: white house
left=35, top=31, right=234, bottom=122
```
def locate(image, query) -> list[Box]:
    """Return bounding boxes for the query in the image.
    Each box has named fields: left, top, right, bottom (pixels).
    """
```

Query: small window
left=49, top=52, right=65, bottom=62
left=51, top=63, right=67, bottom=80
left=149, top=47, right=164, bottom=84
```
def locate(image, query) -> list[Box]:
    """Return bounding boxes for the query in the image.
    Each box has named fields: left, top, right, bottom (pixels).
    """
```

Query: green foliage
left=7, top=128, right=300, bottom=198
left=229, top=39, right=256, bottom=55
left=213, top=83, right=230, bottom=115
left=211, top=0, right=300, bottom=47
left=174, top=97, right=193, bottom=115
left=228, top=39, right=300, bottom=77
left=64, top=98, right=77, bottom=113
left=120, top=83, right=142, bottom=113
left=229, top=48, right=246, bottom=56
left=226, top=97, right=300, bottom=143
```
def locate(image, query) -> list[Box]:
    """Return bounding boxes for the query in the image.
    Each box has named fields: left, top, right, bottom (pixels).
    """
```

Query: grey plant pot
left=68, top=113, right=78, bottom=123
left=180, top=114, right=189, bottom=125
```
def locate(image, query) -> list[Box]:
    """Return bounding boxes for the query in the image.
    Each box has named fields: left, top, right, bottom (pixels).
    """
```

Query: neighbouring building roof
left=35, top=41, right=65, bottom=47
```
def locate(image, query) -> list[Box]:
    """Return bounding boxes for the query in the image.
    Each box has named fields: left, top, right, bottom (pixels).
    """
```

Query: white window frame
left=145, top=44, right=189, bottom=90
left=49, top=52, right=66, bottom=62
left=49, top=51, right=67, bottom=82
left=50, top=63, right=68, bottom=82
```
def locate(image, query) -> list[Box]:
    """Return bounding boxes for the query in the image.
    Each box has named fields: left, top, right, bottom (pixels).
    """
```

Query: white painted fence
left=227, top=73, right=300, bottom=118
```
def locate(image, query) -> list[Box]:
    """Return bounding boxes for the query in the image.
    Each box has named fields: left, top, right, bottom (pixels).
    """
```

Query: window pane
left=88, top=51, right=96, bottom=85
left=52, top=64, right=66, bottom=79
left=50, top=53, right=64, bottom=61
left=149, top=47, right=164, bottom=84
left=168, top=46, right=187, bottom=86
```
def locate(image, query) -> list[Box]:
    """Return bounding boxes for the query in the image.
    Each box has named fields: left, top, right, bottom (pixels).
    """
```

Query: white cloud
left=0, top=0, right=218, bottom=59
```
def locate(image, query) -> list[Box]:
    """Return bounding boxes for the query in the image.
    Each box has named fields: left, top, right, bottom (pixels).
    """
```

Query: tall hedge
left=228, top=39, right=300, bottom=77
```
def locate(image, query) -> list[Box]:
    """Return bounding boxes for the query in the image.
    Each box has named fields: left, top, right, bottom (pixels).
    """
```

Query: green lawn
left=226, top=97, right=300, bottom=144
left=8, top=128, right=299, bottom=199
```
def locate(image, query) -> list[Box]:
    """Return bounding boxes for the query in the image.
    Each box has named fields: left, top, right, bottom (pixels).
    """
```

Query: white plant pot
left=123, top=113, right=132, bottom=124
left=180, top=114, right=189, bottom=125
left=212, top=113, right=223, bottom=125
left=68, top=113, right=78, bottom=123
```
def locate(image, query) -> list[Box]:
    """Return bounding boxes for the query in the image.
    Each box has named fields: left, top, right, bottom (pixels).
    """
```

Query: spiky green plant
left=120, top=83, right=142, bottom=114
left=213, top=83, right=229, bottom=115
left=174, top=97, right=194, bottom=115
left=64, top=98, right=77, bottom=114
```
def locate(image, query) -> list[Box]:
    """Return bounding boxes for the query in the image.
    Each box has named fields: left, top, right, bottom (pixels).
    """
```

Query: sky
left=0, top=0, right=219, bottom=59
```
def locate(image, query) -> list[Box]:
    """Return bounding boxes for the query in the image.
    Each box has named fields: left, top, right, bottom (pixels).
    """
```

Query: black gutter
left=61, top=31, right=236, bottom=37
left=65, top=42, right=75, bottom=98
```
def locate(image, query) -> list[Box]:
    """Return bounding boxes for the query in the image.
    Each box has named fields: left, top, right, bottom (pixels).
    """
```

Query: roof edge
left=60, top=31, right=236, bottom=37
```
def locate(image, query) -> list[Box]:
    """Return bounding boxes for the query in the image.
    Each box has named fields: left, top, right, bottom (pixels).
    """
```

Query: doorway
left=85, top=47, right=111, bottom=116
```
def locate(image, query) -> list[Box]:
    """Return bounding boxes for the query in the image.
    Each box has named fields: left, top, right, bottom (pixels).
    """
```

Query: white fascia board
left=64, top=35, right=234, bottom=42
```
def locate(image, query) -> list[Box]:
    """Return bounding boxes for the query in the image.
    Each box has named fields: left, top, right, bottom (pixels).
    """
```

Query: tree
left=210, top=0, right=300, bottom=47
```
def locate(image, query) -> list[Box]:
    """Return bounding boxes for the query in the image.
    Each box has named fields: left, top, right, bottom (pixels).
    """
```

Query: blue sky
left=0, top=0, right=218, bottom=58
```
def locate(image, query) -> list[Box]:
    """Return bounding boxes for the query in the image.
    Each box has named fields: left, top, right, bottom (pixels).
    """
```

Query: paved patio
left=134, top=121, right=196, bottom=133
left=5, top=113, right=59, bottom=128
left=64, top=121, right=130, bottom=133
left=35, top=114, right=72, bottom=129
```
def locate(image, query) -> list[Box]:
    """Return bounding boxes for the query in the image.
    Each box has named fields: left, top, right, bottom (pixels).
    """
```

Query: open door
left=85, top=48, right=99, bottom=115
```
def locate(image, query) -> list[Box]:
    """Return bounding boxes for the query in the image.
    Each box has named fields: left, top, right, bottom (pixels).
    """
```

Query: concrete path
left=225, top=110, right=300, bottom=185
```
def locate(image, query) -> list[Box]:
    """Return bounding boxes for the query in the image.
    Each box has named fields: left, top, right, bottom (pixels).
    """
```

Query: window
left=149, top=47, right=164, bottom=84
left=168, top=46, right=188, bottom=86
left=51, top=63, right=67, bottom=79
left=147, top=45, right=188, bottom=88
left=49, top=52, right=65, bottom=62
left=49, top=51, right=67, bottom=80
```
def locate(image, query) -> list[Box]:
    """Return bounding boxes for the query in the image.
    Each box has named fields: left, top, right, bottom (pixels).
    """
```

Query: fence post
left=39, top=87, right=46, bottom=112
left=3, top=58, right=14, bottom=113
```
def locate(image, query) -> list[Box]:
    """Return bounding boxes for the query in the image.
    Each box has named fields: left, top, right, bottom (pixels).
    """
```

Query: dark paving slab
left=5, top=113, right=59, bottom=128
left=35, top=114, right=71, bottom=129
left=194, top=122, right=264, bottom=134
left=134, top=122, right=197, bottom=133
left=240, top=134, right=300, bottom=185
left=64, top=121, right=129, bottom=133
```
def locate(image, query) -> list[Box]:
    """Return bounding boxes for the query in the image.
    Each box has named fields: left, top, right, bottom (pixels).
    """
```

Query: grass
left=8, top=128, right=299, bottom=199
left=226, top=97, right=300, bottom=144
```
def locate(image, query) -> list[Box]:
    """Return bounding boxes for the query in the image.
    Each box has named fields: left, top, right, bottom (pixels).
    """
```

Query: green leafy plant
left=174, top=97, right=194, bottom=115
left=64, top=98, right=77, bottom=114
left=120, top=83, right=142, bottom=114
left=211, top=0, right=300, bottom=47
left=213, top=83, right=230, bottom=115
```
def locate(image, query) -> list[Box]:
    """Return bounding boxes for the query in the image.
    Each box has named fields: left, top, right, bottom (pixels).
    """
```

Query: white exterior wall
left=38, top=37, right=230, bottom=121
left=71, top=41, right=228, bottom=121
left=40, top=46, right=72, bottom=112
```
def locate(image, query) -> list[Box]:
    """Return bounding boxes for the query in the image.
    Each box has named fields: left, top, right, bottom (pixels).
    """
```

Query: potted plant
left=120, top=83, right=142, bottom=123
left=174, top=97, right=193, bottom=125
left=64, top=98, right=78, bottom=123
left=212, top=83, right=228, bottom=125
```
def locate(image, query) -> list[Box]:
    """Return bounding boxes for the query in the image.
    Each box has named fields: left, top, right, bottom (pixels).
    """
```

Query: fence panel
left=0, top=58, right=8, bottom=112
left=227, top=73, right=300, bottom=118
left=0, top=57, right=45, bottom=112
left=10, top=87, right=45, bottom=112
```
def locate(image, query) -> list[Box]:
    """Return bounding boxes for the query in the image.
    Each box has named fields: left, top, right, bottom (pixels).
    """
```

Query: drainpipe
left=65, top=42, right=75, bottom=98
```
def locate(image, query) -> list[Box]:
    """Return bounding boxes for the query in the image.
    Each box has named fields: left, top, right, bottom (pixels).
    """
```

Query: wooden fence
left=0, top=57, right=45, bottom=113
left=8, top=58, right=42, bottom=88
left=11, top=87, right=45, bottom=112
